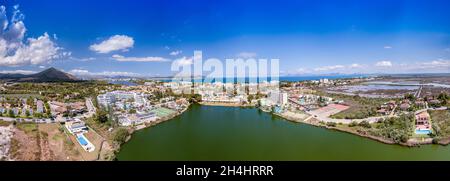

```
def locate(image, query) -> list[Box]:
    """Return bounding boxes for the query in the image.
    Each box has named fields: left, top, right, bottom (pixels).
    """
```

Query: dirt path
left=38, top=131, right=55, bottom=161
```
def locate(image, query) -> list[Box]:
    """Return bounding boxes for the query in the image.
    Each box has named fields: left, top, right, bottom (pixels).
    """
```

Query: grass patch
left=52, top=134, right=64, bottom=141
left=9, top=138, right=20, bottom=159
left=16, top=123, right=38, bottom=135
left=430, top=110, right=450, bottom=138
left=84, top=116, right=113, bottom=141
left=0, top=120, right=11, bottom=126
left=0, top=94, right=43, bottom=99
left=63, top=135, right=79, bottom=156
left=372, top=114, right=415, bottom=143
left=327, top=93, right=389, bottom=119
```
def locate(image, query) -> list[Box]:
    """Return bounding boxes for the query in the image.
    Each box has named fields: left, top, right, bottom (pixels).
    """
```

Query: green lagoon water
left=117, top=104, right=450, bottom=160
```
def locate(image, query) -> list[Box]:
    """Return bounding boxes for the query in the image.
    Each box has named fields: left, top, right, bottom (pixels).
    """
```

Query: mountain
left=0, top=67, right=79, bottom=82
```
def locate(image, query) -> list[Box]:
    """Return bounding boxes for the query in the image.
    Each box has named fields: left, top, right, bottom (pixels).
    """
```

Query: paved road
left=0, top=111, right=95, bottom=124
left=415, top=86, right=423, bottom=98
left=306, top=112, right=385, bottom=124
left=0, top=98, right=97, bottom=124
left=0, top=116, right=53, bottom=123
left=389, top=105, right=397, bottom=117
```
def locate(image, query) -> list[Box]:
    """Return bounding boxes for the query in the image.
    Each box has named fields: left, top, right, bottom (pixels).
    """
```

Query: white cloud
left=80, top=57, right=96, bottom=61
left=169, top=50, right=182, bottom=56
left=314, top=63, right=365, bottom=72
left=294, top=68, right=312, bottom=74
left=349, top=63, right=362, bottom=68
left=172, top=56, right=193, bottom=66
left=69, top=69, right=89, bottom=74
left=384, top=46, right=392, bottom=49
left=375, top=61, right=392, bottom=67
left=416, top=59, right=450, bottom=69
left=288, top=59, right=450, bottom=75
left=384, top=59, right=450, bottom=73
left=39, top=65, right=45, bottom=69
left=69, top=57, right=96, bottom=62
left=288, top=63, right=366, bottom=75
left=314, top=65, right=345, bottom=71
left=424, top=60, right=450, bottom=66
left=0, top=5, right=66, bottom=66
left=0, top=69, right=36, bottom=74
left=237, top=52, right=257, bottom=59
left=112, top=54, right=169, bottom=62
left=89, top=35, right=134, bottom=53
left=69, top=69, right=140, bottom=77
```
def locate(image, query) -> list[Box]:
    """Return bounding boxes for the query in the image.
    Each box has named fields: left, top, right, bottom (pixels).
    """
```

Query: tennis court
left=151, top=107, right=176, bottom=117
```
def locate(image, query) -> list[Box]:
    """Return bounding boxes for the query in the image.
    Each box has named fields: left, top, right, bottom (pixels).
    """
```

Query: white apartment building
left=268, top=90, right=288, bottom=106
left=97, top=91, right=146, bottom=108
left=36, top=100, right=44, bottom=113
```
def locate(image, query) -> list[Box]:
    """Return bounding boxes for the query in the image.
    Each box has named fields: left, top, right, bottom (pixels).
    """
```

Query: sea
left=156, top=74, right=368, bottom=83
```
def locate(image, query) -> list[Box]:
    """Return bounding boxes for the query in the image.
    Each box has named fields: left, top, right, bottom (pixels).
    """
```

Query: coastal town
left=2, top=2, right=450, bottom=180
left=0, top=68, right=450, bottom=161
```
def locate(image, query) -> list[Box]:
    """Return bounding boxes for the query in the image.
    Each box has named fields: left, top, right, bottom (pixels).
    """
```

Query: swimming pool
left=415, top=129, right=432, bottom=135
left=77, top=135, right=88, bottom=146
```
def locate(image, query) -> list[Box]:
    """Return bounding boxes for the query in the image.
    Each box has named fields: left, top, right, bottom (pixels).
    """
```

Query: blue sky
left=0, top=0, right=449, bottom=76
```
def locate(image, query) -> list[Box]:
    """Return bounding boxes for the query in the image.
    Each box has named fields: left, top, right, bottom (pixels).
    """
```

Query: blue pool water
left=77, top=136, right=88, bottom=146
left=415, top=129, right=432, bottom=135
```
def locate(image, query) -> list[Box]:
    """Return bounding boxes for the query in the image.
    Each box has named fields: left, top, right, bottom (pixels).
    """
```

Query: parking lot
left=0, top=117, right=55, bottom=124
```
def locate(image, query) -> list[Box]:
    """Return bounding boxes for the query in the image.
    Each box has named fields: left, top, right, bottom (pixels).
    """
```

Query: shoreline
left=111, top=104, right=191, bottom=160
left=273, top=112, right=403, bottom=146
left=273, top=111, right=449, bottom=147
left=112, top=102, right=450, bottom=160
left=198, top=102, right=254, bottom=107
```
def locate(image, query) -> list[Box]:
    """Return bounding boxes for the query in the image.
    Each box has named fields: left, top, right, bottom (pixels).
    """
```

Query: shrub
left=95, top=109, right=108, bottom=123
left=376, top=114, right=414, bottom=143
left=326, top=122, right=337, bottom=127
left=432, top=138, right=439, bottom=144
left=349, top=121, right=358, bottom=127
left=358, top=121, right=372, bottom=128
left=376, top=118, right=384, bottom=123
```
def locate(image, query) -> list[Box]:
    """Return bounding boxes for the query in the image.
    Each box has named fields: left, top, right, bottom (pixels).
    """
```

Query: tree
left=129, top=109, right=136, bottom=114
left=404, top=93, right=415, bottom=101
left=349, top=121, right=358, bottom=127
left=358, top=120, right=372, bottom=128
left=247, top=94, right=255, bottom=103
left=8, top=109, right=15, bottom=118
left=326, top=122, right=337, bottom=127
left=438, top=92, right=449, bottom=105
left=33, top=112, right=43, bottom=118
left=25, top=110, right=30, bottom=117
left=95, top=109, right=108, bottom=123
left=378, top=114, right=414, bottom=143
left=27, top=97, right=33, bottom=107
left=154, top=90, right=163, bottom=100
left=165, top=88, right=175, bottom=97
left=187, top=94, right=202, bottom=103
left=113, top=128, right=130, bottom=145
left=44, top=102, right=51, bottom=115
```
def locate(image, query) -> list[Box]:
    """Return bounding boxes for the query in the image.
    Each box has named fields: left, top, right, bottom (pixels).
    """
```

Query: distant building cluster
left=97, top=90, right=188, bottom=127
left=97, top=90, right=147, bottom=109
left=0, top=97, right=46, bottom=118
